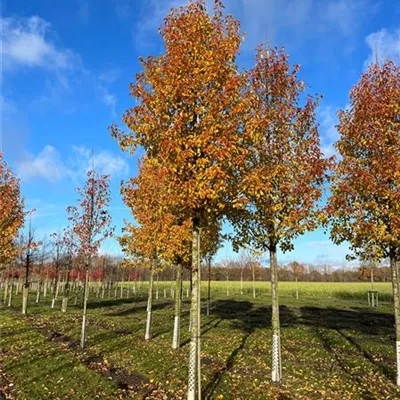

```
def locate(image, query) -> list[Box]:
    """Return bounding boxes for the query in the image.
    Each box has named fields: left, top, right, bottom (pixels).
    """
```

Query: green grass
left=131, top=280, right=394, bottom=301
left=1, top=282, right=399, bottom=399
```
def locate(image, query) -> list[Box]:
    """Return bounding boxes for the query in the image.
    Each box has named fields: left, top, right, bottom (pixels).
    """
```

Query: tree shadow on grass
left=104, top=301, right=174, bottom=317
left=313, top=327, right=378, bottom=400
left=202, top=300, right=296, bottom=399
left=335, top=328, right=396, bottom=382
left=203, top=300, right=397, bottom=398
left=292, top=306, right=395, bottom=385
left=86, top=296, right=148, bottom=310
left=298, top=306, right=394, bottom=336
left=211, top=299, right=295, bottom=330
left=180, top=317, right=224, bottom=347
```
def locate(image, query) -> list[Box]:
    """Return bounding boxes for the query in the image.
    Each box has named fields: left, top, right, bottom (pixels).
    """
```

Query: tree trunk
left=43, top=276, right=48, bottom=297
left=3, top=278, right=9, bottom=303
left=270, top=246, right=282, bottom=383
left=196, top=229, right=201, bottom=399
left=252, top=264, right=256, bottom=298
left=36, top=280, right=41, bottom=303
left=62, top=291, right=69, bottom=313
left=172, top=264, right=182, bottom=349
left=295, top=277, right=299, bottom=300
left=51, top=269, right=59, bottom=309
left=189, top=268, right=193, bottom=297
left=80, top=268, right=89, bottom=348
left=145, top=266, right=154, bottom=341
left=22, top=284, right=29, bottom=315
left=154, top=274, right=158, bottom=300
left=207, top=259, right=211, bottom=316
left=22, top=262, right=30, bottom=315
left=8, top=285, right=12, bottom=307
left=390, top=253, right=400, bottom=386
left=55, top=273, right=60, bottom=299
left=371, top=265, right=374, bottom=291
left=187, top=218, right=200, bottom=400
left=62, top=267, right=71, bottom=313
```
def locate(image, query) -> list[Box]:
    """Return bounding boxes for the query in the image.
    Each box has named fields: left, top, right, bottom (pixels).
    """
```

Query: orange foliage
left=0, top=152, right=25, bottom=264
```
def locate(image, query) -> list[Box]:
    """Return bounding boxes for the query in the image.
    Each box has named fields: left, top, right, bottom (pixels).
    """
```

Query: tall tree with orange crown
left=111, top=1, right=247, bottom=397
left=229, top=44, right=329, bottom=383
left=328, top=61, right=400, bottom=385
left=0, top=152, right=25, bottom=266
left=120, top=157, right=179, bottom=341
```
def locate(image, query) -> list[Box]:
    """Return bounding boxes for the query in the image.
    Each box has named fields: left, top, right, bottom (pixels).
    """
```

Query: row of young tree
left=1, top=0, right=400, bottom=396
left=0, top=161, right=114, bottom=348
left=109, top=0, right=400, bottom=395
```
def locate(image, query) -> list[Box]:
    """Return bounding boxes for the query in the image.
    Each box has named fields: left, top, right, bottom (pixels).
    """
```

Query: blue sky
left=1, top=0, right=400, bottom=266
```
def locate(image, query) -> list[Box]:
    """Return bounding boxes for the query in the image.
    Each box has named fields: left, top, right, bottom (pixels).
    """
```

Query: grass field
left=1, top=281, right=400, bottom=399
left=168, top=281, right=394, bottom=301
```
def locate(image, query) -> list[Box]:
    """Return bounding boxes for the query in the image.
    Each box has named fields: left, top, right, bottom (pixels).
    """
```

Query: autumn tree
left=288, top=261, right=305, bottom=300
left=61, top=227, right=77, bottom=312
left=50, top=231, right=65, bottom=309
left=328, top=61, right=400, bottom=385
left=111, top=1, right=247, bottom=397
left=0, top=151, right=24, bottom=273
left=120, top=158, right=173, bottom=341
left=121, top=156, right=195, bottom=347
left=35, top=237, right=49, bottom=304
left=67, top=170, right=114, bottom=348
left=18, top=212, right=41, bottom=315
left=229, top=44, right=328, bottom=383
left=220, top=257, right=232, bottom=296
left=237, top=251, right=250, bottom=295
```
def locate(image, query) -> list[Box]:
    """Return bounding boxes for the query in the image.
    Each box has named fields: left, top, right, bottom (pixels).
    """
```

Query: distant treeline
left=2, top=254, right=389, bottom=284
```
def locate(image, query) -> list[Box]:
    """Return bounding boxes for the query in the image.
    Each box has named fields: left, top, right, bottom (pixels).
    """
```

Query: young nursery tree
left=288, top=261, right=306, bottom=300
left=111, top=2, right=247, bottom=397
left=61, top=227, right=77, bottom=312
left=36, top=237, right=49, bottom=304
left=120, top=158, right=171, bottom=341
left=0, top=152, right=25, bottom=266
left=67, top=169, right=114, bottom=348
left=328, top=61, right=400, bottom=385
left=229, top=44, right=328, bottom=383
left=18, top=212, right=41, bottom=315
left=50, top=231, right=65, bottom=309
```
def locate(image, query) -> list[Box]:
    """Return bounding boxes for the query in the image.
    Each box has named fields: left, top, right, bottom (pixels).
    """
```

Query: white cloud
left=306, top=240, right=353, bottom=266
left=1, top=15, right=80, bottom=71
left=72, top=146, right=129, bottom=177
left=318, top=106, right=340, bottom=158
left=133, top=0, right=375, bottom=56
left=27, top=198, right=67, bottom=219
left=364, top=28, right=400, bottom=68
left=17, top=145, right=72, bottom=183
left=16, top=145, right=129, bottom=183
left=99, top=68, right=121, bottom=84
left=324, top=0, right=367, bottom=37
left=1, top=15, right=118, bottom=116
left=226, top=0, right=374, bottom=52
left=134, top=0, right=186, bottom=49
left=97, top=85, right=117, bottom=117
